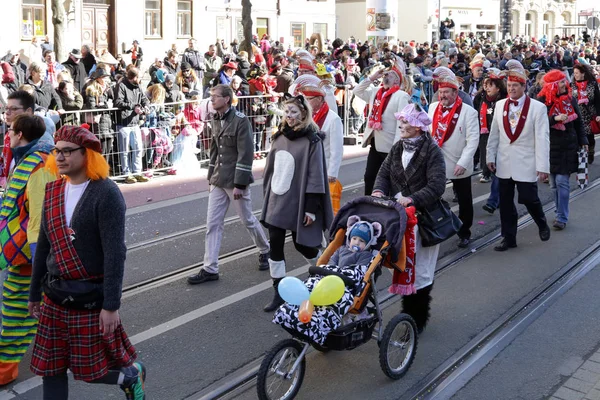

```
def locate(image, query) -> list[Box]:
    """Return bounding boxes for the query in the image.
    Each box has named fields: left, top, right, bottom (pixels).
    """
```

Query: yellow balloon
left=310, top=275, right=345, bottom=306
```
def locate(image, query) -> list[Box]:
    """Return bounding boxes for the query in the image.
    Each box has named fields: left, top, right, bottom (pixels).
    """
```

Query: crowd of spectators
left=1, top=31, right=599, bottom=182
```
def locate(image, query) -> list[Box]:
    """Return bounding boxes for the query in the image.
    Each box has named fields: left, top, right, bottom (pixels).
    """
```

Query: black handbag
left=43, top=274, right=104, bottom=311
left=416, top=198, right=462, bottom=247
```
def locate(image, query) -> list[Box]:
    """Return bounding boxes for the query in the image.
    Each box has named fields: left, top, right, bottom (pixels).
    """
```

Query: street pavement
left=3, top=147, right=600, bottom=400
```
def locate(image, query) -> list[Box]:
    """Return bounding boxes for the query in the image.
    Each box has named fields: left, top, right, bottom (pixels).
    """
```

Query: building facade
left=6, top=0, right=335, bottom=65
left=336, top=0, right=577, bottom=44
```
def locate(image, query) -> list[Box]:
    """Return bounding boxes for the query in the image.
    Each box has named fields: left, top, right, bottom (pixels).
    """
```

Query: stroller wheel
left=257, top=339, right=306, bottom=400
left=379, top=313, right=418, bottom=380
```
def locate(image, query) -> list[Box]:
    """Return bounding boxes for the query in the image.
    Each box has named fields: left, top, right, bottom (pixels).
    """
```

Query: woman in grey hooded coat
left=261, top=95, right=333, bottom=312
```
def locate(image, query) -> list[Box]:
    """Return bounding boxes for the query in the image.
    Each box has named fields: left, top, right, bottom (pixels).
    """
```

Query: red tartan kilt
left=30, top=295, right=137, bottom=381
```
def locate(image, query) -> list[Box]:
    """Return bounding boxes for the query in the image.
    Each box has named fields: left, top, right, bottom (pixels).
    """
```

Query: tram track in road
left=189, top=176, right=600, bottom=400
left=404, top=240, right=600, bottom=400
left=121, top=170, right=489, bottom=297
left=124, top=169, right=481, bottom=252
left=125, top=181, right=365, bottom=252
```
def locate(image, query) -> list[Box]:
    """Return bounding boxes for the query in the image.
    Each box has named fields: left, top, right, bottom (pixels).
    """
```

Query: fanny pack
left=43, top=274, right=104, bottom=310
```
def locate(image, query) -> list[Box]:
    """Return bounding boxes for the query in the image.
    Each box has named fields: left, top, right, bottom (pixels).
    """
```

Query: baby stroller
left=257, top=196, right=418, bottom=400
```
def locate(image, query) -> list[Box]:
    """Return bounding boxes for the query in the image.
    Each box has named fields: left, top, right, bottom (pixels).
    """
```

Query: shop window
left=22, top=0, right=45, bottom=39
left=177, top=0, right=192, bottom=38
left=257, top=18, right=268, bottom=38
left=291, top=22, right=305, bottom=48
left=145, top=0, right=162, bottom=38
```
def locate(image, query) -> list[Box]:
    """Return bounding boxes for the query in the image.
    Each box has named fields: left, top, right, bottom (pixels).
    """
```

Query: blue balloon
left=278, top=277, right=310, bottom=306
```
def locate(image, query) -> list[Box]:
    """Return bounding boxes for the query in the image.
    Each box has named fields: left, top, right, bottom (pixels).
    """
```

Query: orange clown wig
left=46, top=125, right=110, bottom=180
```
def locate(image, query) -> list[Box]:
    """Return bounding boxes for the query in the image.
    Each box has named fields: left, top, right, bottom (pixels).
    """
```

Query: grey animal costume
left=261, top=124, right=333, bottom=248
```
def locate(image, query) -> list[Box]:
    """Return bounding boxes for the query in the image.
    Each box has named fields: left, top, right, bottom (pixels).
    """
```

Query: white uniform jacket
left=428, top=102, right=480, bottom=180
left=321, top=110, right=344, bottom=179
left=353, top=78, right=410, bottom=154
left=486, top=97, right=550, bottom=182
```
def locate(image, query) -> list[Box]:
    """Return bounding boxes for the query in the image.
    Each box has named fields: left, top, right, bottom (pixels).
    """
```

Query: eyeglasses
left=4, top=106, right=24, bottom=113
left=210, top=94, right=225, bottom=99
left=51, top=146, right=84, bottom=157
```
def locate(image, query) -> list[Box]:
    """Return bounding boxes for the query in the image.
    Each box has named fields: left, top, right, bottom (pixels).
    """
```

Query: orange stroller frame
left=257, top=197, right=419, bottom=400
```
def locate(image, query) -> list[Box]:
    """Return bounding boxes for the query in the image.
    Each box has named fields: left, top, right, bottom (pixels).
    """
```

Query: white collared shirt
left=442, top=102, right=456, bottom=117
left=508, top=94, right=526, bottom=133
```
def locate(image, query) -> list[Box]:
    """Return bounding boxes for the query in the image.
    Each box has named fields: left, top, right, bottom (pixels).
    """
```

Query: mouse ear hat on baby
left=346, top=215, right=383, bottom=249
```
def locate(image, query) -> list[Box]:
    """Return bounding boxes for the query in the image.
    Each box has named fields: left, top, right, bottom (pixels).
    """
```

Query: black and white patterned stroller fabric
left=272, top=263, right=369, bottom=345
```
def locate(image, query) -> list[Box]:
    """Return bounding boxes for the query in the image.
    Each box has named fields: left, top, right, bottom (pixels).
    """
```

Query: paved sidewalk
left=550, top=347, right=600, bottom=400
left=119, top=143, right=368, bottom=208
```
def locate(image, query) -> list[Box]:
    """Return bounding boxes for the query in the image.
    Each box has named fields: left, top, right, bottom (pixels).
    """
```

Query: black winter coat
left=27, top=79, right=62, bottom=111
left=62, top=58, right=88, bottom=93
left=83, top=85, right=114, bottom=138
left=373, top=135, right=446, bottom=210
left=113, top=78, right=149, bottom=127
left=543, top=97, right=588, bottom=175
left=58, top=90, right=83, bottom=126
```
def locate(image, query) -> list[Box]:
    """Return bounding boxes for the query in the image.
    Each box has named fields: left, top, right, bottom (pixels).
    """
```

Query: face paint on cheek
left=285, top=104, right=302, bottom=125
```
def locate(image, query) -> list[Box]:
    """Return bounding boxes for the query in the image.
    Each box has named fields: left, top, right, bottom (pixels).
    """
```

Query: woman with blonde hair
left=261, top=95, right=333, bottom=312
left=26, top=62, right=63, bottom=112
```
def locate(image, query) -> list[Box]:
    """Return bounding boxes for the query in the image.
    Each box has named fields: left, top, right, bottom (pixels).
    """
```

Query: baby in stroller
left=273, top=215, right=382, bottom=345
left=329, top=215, right=381, bottom=269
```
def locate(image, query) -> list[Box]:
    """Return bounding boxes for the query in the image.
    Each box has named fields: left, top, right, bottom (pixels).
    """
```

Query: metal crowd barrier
left=0, top=91, right=367, bottom=181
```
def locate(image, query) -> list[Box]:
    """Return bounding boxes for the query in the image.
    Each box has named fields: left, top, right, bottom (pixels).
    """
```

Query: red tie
left=509, top=99, right=519, bottom=106
left=442, top=106, right=452, bottom=113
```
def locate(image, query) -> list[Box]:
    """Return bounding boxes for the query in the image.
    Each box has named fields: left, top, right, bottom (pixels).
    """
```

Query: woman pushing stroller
left=372, top=103, right=447, bottom=333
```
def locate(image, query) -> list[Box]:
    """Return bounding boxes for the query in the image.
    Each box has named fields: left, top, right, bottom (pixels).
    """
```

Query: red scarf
left=44, top=179, right=100, bottom=281
left=2, top=134, right=12, bottom=178
left=503, top=96, right=531, bottom=143
left=549, top=94, right=578, bottom=131
left=389, top=206, right=417, bottom=295
left=313, top=102, right=329, bottom=129
left=432, top=97, right=463, bottom=146
left=479, top=102, right=490, bottom=134
left=479, top=95, right=498, bottom=134
left=575, top=81, right=589, bottom=105
left=368, top=85, right=400, bottom=130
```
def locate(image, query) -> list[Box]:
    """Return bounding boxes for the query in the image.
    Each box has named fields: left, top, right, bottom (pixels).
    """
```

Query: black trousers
left=268, top=226, right=319, bottom=262
left=451, top=177, right=473, bottom=239
left=498, top=178, right=547, bottom=244
left=587, top=133, right=596, bottom=152
left=42, top=370, right=122, bottom=400
left=364, top=143, right=388, bottom=195
left=478, top=134, right=492, bottom=178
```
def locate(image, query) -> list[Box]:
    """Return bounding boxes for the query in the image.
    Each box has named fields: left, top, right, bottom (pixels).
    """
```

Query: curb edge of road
left=124, top=153, right=368, bottom=216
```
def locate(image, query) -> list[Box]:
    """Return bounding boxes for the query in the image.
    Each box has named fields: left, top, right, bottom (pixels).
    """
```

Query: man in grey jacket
left=188, top=84, right=269, bottom=284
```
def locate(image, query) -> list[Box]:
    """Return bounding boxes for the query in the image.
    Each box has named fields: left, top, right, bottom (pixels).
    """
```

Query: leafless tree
left=241, top=0, right=253, bottom=55
left=51, top=0, right=67, bottom=61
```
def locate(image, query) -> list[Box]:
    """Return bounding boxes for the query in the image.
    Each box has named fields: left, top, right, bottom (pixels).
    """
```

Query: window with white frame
left=145, top=0, right=162, bottom=38
left=177, top=0, right=192, bottom=38
left=313, top=23, right=327, bottom=39
left=22, top=0, right=46, bottom=39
